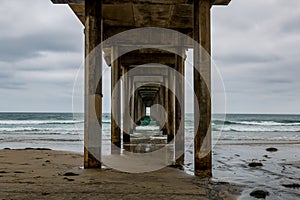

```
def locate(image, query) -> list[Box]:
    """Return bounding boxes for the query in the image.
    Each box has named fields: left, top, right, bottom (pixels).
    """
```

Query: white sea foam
left=215, top=125, right=300, bottom=132
left=0, top=120, right=83, bottom=125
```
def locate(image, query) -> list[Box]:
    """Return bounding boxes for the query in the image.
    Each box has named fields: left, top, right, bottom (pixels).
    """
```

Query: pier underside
left=51, top=0, right=231, bottom=175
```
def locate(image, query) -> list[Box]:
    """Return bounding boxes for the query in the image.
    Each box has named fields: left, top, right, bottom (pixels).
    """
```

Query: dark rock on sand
left=3, top=148, right=11, bottom=150
left=282, top=183, right=300, bottom=189
left=25, top=148, right=52, bottom=151
left=63, top=172, right=79, bottom=176
left=64, top=177, right=75, bottom=181
left=14, top=171, right=25, bottom=173
left=36, top=148, right=52, bottom=150
left=266, top=147, right=278, bottom=152
left=248, top=162, right=263, bottom=167
left=250, top=189, right=269, bottom=199
left=263, top=155, right=271, bottom=159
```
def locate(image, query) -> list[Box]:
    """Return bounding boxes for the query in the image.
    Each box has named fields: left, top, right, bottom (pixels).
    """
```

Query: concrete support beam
left=133, top=90, right=139, bottom=127
left=127, top=66, right=169, bottom=77
left=84, top=0, right=102, bottom=168
left=193, top=0, right=212, bottom=175
left=167, top=68, right=175, bottom=143
left=122, top=66, right=131, bottom=143
left=129, top=76, right=134, bottom=133
left=175, top=52, right=185, bottom=165
left=142, top=103, right=146, bottom=119
left=150, top=95, right=158, bottom=123
left=163, top=77, right=169, bottom=135
left=158, top=85, right=165, bottom=130
left=138, top=96, right=141, bottom=123
left=111, top=46, right=121, bottom=152
left=120, top=53, right=176, bottom=66
left=133, top=76, right=164, bottom=83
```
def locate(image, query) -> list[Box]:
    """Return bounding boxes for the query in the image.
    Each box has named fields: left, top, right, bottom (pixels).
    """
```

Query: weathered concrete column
left=129, top=76, right=134, bottom=133
left=137, top=95, right=141, bottom=123
left=167, top=68, right=175, bottom=143
left=122, top=66, right=130, bottom=143
left=163, top=77, right=169, bottom=135
left=111, top=46, right=121, bottom=152
left=133, top=87, right=138, bottom=129
left=175, top=52, right=185, bottom=165
left=139, top=97, right=143, bottom=121
left=158, top=85, right=165, bottom=129
left=84, top=0, right=102, bottom=168
left=194, top=0, right=212, bottom=175
left=151, top=93, right=157, bottom=122
left=142, top=103, right=146, bottom=119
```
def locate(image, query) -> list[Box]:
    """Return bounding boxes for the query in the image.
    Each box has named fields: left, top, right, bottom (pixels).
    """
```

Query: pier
left=51, top=0, right=231, bottom=175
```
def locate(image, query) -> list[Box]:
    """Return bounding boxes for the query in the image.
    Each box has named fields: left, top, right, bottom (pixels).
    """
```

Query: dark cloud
left=0, top=0, right=299, bottom=113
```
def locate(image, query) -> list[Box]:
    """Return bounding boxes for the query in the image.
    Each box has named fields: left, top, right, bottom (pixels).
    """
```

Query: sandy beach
left=0, top=143, right=299, bottom=200
left=0, top=149, right=242, bottom=200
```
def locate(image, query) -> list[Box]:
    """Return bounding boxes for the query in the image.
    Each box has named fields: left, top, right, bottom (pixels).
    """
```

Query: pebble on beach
left=266, top=147, right=278, bottom=152
left=248, top=162, right=263, bottom=167
left=250, top=189, right=269, bottom=199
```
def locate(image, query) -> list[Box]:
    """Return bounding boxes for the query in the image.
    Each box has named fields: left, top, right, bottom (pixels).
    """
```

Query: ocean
left=0, top=113, right=299, bottom=151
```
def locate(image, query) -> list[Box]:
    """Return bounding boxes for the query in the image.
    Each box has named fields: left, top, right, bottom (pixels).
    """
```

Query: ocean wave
left=217, top=138, right=300, bottom=142
left=0, top=120, right=84, bottom=125
left=214, top=126, right=300, bottom=132
left=213, top=120, right=300, bottom=126
left=4, top=138, right=82, bottom=142
left=0, top=127, right=82, bottom=134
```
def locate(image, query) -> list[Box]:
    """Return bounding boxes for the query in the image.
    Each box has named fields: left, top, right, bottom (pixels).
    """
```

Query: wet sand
left=0, top=149, right=241, bottom=200
left=211, top=143, right=300, bottom=199
left=0, top=143, right=299, bottom=200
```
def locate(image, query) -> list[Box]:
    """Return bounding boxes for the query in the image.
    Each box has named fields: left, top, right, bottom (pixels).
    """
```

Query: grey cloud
left=0, top=75, right=26, bottom=90
left=280, top=18, right=300, bottom=34
left=0, top=0, right=83, bottom=63
left=214, top=53, right=281, bottom=65
left=0, top=0, right=300, bottom=113
left=0, top=69, right=25, bottom=90
left=0, top=82, right=25, bottom=90
left=0, top=30, right=83, bottom=62
left=262, top=79, right=292, bottom=85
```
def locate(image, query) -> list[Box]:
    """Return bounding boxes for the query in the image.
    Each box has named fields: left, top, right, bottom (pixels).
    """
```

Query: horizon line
left=0, top=111, right=299, bottom=115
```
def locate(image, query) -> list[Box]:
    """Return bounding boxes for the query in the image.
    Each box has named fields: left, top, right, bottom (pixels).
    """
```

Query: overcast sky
left=0, top=0, right=299, bottom=114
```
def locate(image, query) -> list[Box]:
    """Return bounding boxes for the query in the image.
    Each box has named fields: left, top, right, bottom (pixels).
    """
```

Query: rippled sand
left=0, top=149, right=241, bottom=200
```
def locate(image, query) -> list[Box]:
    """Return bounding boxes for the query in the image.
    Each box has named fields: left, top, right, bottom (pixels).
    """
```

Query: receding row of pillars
left=84, top=0, right=212, bottom=175
left=111, top=58, right=186, bottom=165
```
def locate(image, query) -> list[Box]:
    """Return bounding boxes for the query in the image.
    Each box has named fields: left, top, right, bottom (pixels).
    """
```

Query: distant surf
left=0, top=113, right=299, bottom=151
